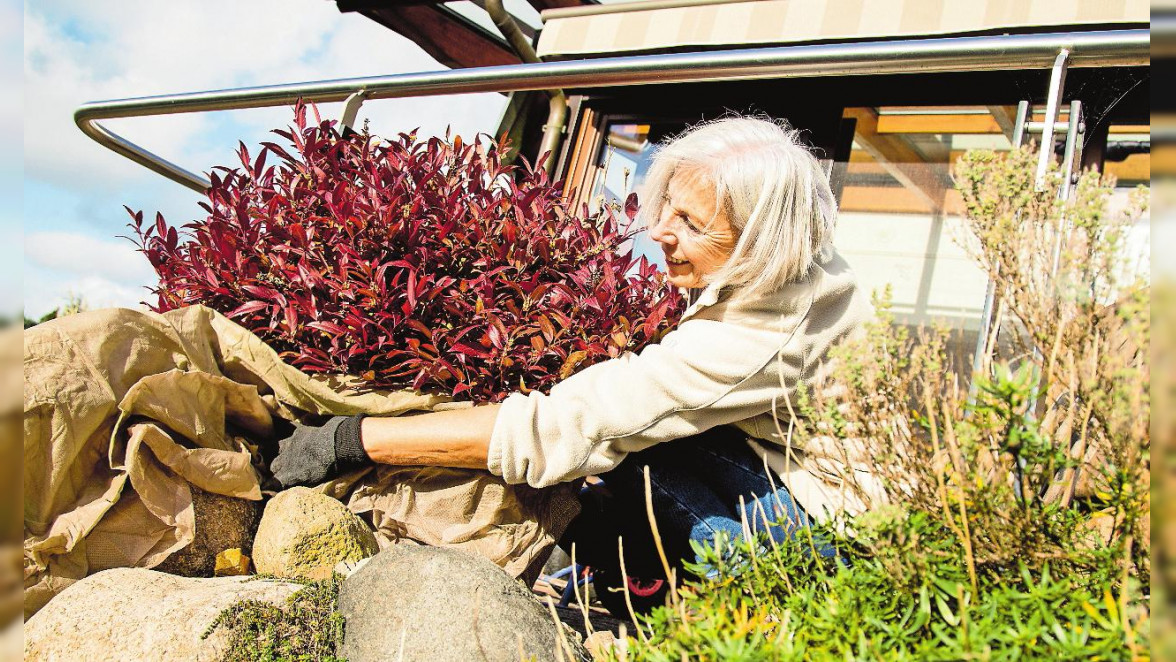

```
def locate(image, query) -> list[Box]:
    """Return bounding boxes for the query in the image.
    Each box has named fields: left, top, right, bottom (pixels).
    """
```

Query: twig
left=617, top=536, right=649, bottom=644
left=643, top=466, right=680, bottom=610
left=942, top=400, right=978, bottom=595
left=754, top=497, right=794, bottom=594
left=569, top=543, right=594, bottom=638
left=738, top=495, right=763, bottom=606
left=544, top=595, right=577, bottom=662
left=1120, top=533, right=1137, bottom=659
left=926, top=389, right=966, bottom=544
left=739, top=495, right=759, bottom=573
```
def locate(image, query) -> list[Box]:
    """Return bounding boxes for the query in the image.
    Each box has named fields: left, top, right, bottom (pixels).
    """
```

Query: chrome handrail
left=75, top=29, right=1149, bottom=192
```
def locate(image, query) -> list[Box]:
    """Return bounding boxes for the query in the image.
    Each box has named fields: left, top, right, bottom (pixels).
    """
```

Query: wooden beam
left=1109, top=125, right=1151, bottom=134
left=353, top=4, right=522, bottom=69
left=842, top=107, right=949, bottom=212
left=1104, top=153, right=1150, bottom=182
left=987, top=105, right=1018, bottom=142
left=1154, top=145, right=1176, bottom=177
left=839, top=186, right=965, bottom=215
left=562, top=106, right=603, bottom=208
left=876, top=113, right=1000, bottom=135
left=873, top=111, right=1153, bottom=137
left=524, top=0, right=596, bottom=10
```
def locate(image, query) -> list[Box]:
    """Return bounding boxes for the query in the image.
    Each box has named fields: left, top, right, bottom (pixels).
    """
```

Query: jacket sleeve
left=486, top=316, right=801, bottom=488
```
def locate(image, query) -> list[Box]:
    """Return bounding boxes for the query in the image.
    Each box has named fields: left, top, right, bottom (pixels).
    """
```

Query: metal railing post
left=969, top=100, right=1030, bottom=391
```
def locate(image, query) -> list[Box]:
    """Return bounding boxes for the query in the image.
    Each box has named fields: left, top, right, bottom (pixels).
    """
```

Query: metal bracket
left=340, top=89, right=369, bottom=131
left=1035, top=50, right=1070, bottom=188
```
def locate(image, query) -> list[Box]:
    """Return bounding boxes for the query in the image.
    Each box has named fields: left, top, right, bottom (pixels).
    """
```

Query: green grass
left=202, top=575, right=347, bottom=662
left=604, top=510, right=1148, bottom=661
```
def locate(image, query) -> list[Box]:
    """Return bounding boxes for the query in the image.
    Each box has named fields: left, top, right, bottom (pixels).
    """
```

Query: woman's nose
left=649, top=214, right=676, bottom=245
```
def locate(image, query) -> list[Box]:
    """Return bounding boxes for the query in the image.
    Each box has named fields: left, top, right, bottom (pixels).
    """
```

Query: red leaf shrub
left=129, top=104, right=685, bottom=403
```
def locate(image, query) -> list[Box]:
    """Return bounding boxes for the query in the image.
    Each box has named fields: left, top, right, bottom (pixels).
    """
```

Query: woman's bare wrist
left=359, top=406, right=498, bottom=469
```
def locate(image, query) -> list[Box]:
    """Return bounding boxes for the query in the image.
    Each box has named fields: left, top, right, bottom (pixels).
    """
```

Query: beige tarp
left=23, top=305, right=578, bottom=618
left=536, top=0, right=1150, bottom=59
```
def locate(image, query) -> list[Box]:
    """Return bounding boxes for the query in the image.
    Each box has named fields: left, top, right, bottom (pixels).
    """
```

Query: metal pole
left=1010, top=100, right=1030, bottom=147
left=1058, top=100, right=1084, bottom=201
left=483, top=0, right=567, bottom=174
left=74, top=29, right=1149, bottom=192
left=969, top=100, right=1030, bottom=387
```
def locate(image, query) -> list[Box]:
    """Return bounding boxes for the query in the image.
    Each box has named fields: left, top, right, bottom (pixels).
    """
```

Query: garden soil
left=23, top=305, right=578, bottom=618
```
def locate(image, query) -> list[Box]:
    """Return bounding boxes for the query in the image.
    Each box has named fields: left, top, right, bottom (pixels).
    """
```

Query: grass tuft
left=202, top=575, right=347, bottom=662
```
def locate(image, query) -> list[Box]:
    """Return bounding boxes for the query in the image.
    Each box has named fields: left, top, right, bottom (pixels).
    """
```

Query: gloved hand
left=270, top=414, right=370, bottom=489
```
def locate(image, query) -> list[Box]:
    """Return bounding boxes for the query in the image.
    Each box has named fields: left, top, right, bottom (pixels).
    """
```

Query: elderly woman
left=272, top=116, right=872, bottom=611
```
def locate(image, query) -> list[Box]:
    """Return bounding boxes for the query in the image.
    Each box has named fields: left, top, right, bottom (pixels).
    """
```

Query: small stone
left=584, top=631, right=619, bottom=660
left=213, top=549, right=250, bottom=577
left=252, top=487, right=379, bottom=580
left=155, top=486, right=261, bottom=577
left=24, top=568, right=303, bottom=662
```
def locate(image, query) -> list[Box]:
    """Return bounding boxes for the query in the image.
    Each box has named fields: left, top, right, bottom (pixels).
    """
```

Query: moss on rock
left=252, top=487, right=379, bottom=581
left=203, top=575, right=346, bottom=662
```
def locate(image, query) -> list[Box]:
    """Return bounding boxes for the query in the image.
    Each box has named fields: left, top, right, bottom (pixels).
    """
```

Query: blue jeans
left=558, top=425, right=817, bottom=581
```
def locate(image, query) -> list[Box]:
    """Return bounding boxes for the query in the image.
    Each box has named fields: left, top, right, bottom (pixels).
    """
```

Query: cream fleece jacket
left=487, top=250, right=875, bottom=521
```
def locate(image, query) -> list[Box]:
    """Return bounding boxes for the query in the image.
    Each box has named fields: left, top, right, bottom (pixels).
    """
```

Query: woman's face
left=649, top=167, right=738, bottom=289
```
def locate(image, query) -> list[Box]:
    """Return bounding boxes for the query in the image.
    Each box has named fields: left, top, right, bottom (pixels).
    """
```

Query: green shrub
left=601, top=147, right=1149, bottom=660
left=601, top=516, right=1144, bottom=661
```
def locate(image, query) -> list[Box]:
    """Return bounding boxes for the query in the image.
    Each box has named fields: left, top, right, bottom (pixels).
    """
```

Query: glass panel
left=1105, top=122, right=1150, bottom=188
left=590, top=122, right=662, bottom=268
left=594, top=123, right=653, bottom=206
left=833, top=106, right=1016, bottom=366
left=1105, top=121, right=1152, bottom=281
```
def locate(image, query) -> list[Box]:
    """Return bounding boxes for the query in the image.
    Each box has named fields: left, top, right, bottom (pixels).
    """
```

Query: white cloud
left=24, top=1, right=514, bottom=319
left=23, top=8, right=212, bottom=188
left=24, top=269, right=152, bottom=319
left=25, top=1, right=509, bottom=193
left=25, top=231, right=155, bottom=283
left=1, top=1, right=20, bottom=139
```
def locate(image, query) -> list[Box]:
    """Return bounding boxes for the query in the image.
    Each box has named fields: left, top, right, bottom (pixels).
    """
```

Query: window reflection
left=834, top=106, right=1021, bottom=367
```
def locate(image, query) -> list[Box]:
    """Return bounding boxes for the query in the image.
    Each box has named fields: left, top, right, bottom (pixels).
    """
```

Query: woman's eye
left=679, top=214, right=701, bottom=233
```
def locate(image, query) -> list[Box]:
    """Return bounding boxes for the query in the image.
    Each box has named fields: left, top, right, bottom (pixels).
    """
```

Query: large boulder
left=155, top=486, right=261, bottom=577
left=339, top=546, right=588, bottom=662
left=252, top=487, right=379, bottom=580
left=24, top=568, right=303, bottom=662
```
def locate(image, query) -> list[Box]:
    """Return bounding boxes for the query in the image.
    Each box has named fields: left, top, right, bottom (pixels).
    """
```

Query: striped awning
left=536, top=0, right=1150, bottom=59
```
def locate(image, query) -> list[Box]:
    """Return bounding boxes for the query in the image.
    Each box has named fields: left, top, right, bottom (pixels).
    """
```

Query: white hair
left=637, top=116, right=837, bottom=299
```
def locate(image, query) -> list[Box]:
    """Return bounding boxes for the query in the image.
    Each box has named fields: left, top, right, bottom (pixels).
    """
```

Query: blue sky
left=22, top=0, right=551, bottom=319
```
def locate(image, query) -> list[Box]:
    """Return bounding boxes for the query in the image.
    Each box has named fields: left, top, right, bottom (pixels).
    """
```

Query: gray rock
left=542, top=543, right=573, bottom=578
left=339, top=546, right=589, bottom=662
left=24, top=568, right=303, bottom=662
left=252, top=487, right=379, bottom=580
left=155, top=486, right=261, bottom=577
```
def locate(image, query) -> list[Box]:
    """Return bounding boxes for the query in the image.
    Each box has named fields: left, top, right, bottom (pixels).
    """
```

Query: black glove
left=270, top=414, right=369, bottom=488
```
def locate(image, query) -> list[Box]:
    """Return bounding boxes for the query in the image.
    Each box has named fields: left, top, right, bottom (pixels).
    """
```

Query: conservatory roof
left=535, top=0, right=1151, bottom=59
